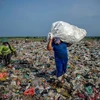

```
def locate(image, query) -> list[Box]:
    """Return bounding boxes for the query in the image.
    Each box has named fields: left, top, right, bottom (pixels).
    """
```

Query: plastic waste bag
left=47, top=32, right=53, bottom=42
left=0, top=72, right=7, bottom=81
left=24, top=88, right=35, bottom=96
left=49, top=21, right=87, bottom=43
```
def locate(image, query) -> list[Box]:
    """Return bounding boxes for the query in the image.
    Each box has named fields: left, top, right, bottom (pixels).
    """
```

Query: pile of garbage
left=0, top=39, right=100, bottom=100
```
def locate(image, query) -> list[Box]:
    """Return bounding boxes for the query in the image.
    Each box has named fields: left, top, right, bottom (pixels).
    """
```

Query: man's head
left=53, top=37, right=61, bottom=44
left=3, top=42, right=9, bottom=45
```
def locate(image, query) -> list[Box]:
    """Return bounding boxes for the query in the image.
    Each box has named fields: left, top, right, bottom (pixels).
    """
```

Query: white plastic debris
left=50, top=21, right=87, bottom=43
left=47, top=32, right=53, bottom=42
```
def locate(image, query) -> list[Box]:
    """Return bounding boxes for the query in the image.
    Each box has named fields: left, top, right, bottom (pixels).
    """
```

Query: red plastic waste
left=24, top=88, right=35, bottom=96
left=90, top=93, right=100, bottom=100
left=75, top=93, right=86, bottom=99
left=0, top=73, right=7, bottom=78
left=0, top=72, right=7, bottom=81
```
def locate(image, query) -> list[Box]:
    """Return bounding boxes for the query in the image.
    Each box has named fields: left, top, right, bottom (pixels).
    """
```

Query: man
left=0, top=38, right=17, bottom=66
left=47, top=35, right=71, bottom=82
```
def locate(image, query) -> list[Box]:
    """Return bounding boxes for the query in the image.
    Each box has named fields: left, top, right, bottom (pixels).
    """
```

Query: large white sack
left=50, top=21, right=87, bottom=43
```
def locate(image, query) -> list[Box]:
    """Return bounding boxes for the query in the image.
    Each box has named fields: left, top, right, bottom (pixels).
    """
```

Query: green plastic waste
left=67, top=65, right=70, bottom=68
left=85, top=86, right=93, bottom=95
left=25, top=75, right=29, bottom=79
left=20, top=68, right=22, bottom=71
left=4, top=91, right=7, bottom=94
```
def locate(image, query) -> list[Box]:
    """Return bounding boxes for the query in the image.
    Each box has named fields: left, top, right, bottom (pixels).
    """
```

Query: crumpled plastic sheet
left=50, top=21, right=87, bottom=43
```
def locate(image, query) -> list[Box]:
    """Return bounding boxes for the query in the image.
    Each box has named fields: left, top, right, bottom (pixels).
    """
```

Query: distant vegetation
left=0, top=36, right=46, bottom=42
left=0, top=36, right=100, bottom=42
left=83, top=36, right=100, bottom=41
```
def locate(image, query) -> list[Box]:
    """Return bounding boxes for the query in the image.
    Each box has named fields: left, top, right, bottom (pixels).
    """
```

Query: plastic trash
left=50, top=21, right=87, bottom=43
left=0, top=72, right=7, bottom=81
left=24, top=88, right=35, bottom=96
left=85, top=86, right=93, bottom=95
left=11, top=80, right=17, bottom=86
left=0, top=39, right=99, bottom=99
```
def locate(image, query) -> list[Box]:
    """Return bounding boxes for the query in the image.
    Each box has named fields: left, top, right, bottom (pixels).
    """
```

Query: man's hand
left=48, top=32, right=53, bottom=40
left=47, top=33, right=53, bottom=51
left=67, top=43, right=72, bottom=47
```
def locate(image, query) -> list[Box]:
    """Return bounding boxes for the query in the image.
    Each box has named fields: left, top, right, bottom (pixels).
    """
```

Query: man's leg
left=55, top=57, right=63, bottom=78
left=63, top=58, right=68, bottom=77
left=7, top=53, right=11, bottom=65
left=3, top=55, right=8, bottom=66
left=0, top=55, right=2, bottom=63
left=63, top=58, right=68, bottom=74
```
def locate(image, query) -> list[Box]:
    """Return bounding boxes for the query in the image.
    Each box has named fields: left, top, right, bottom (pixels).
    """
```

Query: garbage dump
left=0, top=39, right=100, bottom=100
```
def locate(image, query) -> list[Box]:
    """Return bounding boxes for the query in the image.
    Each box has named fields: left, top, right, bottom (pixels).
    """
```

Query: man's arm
left=0, top=46, right=3, bottom=55
left=47, top=38, right=53, bottom=51
left=8, top=43, right=17, bottom=57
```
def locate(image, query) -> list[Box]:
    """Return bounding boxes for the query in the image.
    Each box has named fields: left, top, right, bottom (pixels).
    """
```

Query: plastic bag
left=50, top=21, right=87, bottom=43
left=47, top=32, right=53, bottom=42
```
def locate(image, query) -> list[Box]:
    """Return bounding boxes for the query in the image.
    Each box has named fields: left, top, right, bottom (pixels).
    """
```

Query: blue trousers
left=55, top=57, right=68, bottom=77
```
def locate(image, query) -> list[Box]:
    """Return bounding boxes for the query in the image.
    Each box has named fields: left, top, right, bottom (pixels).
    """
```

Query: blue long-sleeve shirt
left=52, top=41, right=68, bottom=59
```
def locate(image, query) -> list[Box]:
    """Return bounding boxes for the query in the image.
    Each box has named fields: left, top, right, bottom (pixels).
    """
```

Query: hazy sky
left=0, top=0, right=100, bottom=37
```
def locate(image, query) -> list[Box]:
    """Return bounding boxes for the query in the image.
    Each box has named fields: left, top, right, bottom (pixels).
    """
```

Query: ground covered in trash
left=0, top=39, right=100, bottom=100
